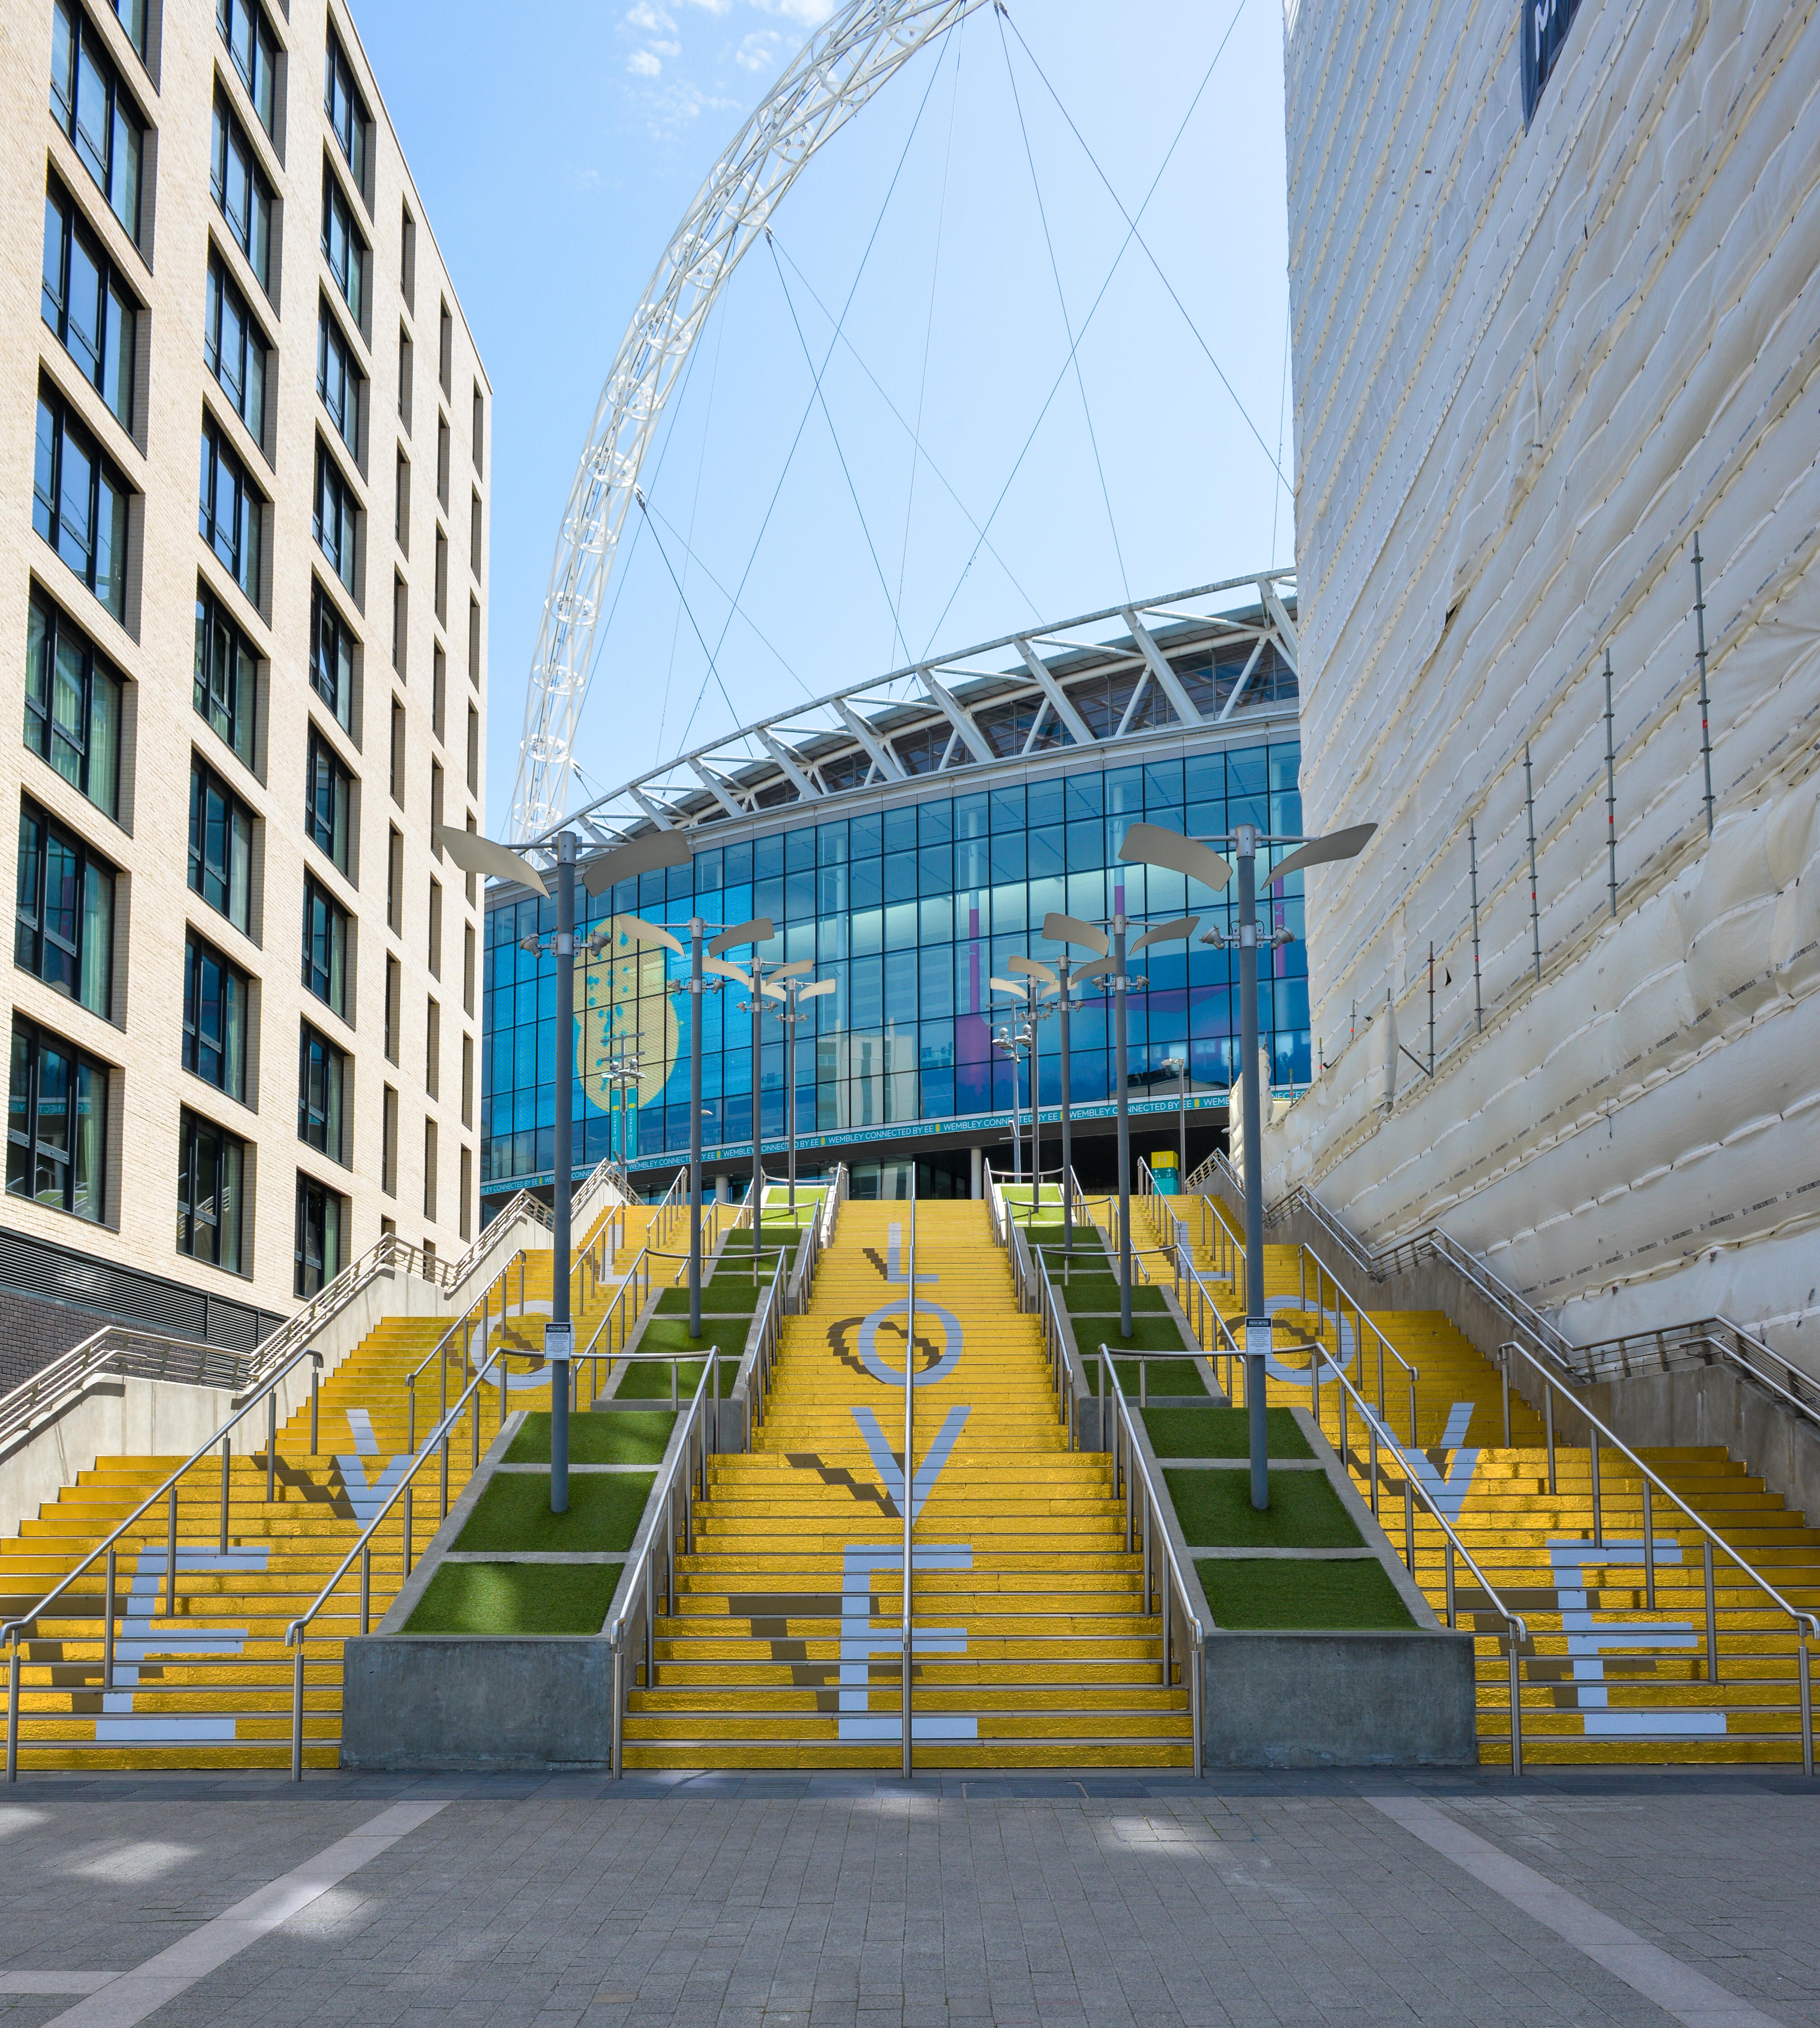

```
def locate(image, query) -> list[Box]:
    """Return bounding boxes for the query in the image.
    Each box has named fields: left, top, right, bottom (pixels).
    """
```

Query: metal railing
left=735, top=1253, right=789, bottom=1444
left=283, top=1332, right=522, bottom=1778
left=576, top=1249, right=656, bottom=1408
left=607, top=1358, right=723, bottom=1778
left=784, top=1164, right=847, bottom=1313
left=1093, top=1346, right=1204, bottom=1771
left=1566, top=1317, right=1820, bottom=1431
left=649, top=1170, right=687, bottom=1251
left=4, top=1342, right=326, bottom=1779
left=405, top=1252, right=536, bottom=1453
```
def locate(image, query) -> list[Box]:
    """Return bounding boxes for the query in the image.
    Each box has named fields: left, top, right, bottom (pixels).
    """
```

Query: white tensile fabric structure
left=1275, top=0, right=1820, bottom=1360
left=512, top=0, right=991, bottom=840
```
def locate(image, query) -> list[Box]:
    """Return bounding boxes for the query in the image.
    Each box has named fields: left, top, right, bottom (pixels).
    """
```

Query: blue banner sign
left=1521, top=0, right=1581, bottom=125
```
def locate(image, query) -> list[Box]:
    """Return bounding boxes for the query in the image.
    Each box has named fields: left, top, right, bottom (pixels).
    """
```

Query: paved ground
left=0, top=1767, right=1814, bottom=2027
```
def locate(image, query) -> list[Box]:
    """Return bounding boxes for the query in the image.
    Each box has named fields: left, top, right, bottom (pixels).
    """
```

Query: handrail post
left=1508, top=1631, right=1524, bottom=1776
left=1367, top=1421, right=1379, bottom=1518
left=102, top=1544, right=116, bottom=1692
left=1404, top=1476, right=1414, bottom=1570
left=1642, top=1483, right=1655, bottom=1610
left=1500, top=1349, right=1510, bottom=1448
left=5, top=1631, right=18, bottom=1782
left=291, top=1635, right=305, bottom=1781
left=310, top=1364, right=319, bottom=1457
left=403, top=1482, right=413, bottom=1579
left=219, top=1435, right=231, bottom=1554
left=266, top=1390, right=277, bottom=1504
left=1802, top=1633, right=1814, bottom=1780
left=1544, top=1384, right=1556, bottom=1496
left=360, top=1545, right=371, bottom=1636
left=1704, top=1539, right=1718, bottom=1682
left=165, top=1486, right=178, bottom=1617
left=407, top=1378, right=416, bottom=1456
left=1445, top=1541, right=1456, bottom=1628
left=1590, top=1433, right=1602, bottom=1548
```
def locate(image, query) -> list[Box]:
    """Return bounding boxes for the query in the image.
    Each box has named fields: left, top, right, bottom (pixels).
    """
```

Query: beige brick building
left=0, top=0, right=488, bottom=1346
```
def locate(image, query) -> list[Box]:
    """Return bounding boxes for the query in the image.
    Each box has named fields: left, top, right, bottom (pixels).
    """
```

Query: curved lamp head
left=1041, top=911, right=1109, bottom=958
left=580, top=827, right=693, bottom=898
left=1117, top=823, right=1232, bottom=892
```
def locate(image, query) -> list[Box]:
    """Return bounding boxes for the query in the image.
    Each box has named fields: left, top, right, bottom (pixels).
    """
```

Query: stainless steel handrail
left=1500, top=1338, right=1819, bottom=1761
left=283, top=1335, right=522, bottom=1778
left=1568, top=1317, right=1820, bottom=1432
left=404, top=1252, right=531, bottom=1452
left=575, top=1248, right=655, bottom=1407
left=735, top=1252, right=789, bottom=1445
left=607, top=1357, right=721, bottom=1777
left=5, top=1342, right=326, bottom=1779
left=1093, top=1345, right=1204, bottom=1773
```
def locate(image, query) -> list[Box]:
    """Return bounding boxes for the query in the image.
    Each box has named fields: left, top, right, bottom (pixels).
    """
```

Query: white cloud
left=754, top=0, right=836, bottom=21
left=680, top=0, right=735, bottom=13
left=627, top=48, right=663, bottom=74
left=735, top=28, right=782, bottom=68
left=625, top=0, right=673, bottom=29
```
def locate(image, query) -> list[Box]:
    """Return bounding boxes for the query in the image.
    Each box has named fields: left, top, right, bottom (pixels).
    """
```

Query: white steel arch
left=512, top=0, right=991, bottom=840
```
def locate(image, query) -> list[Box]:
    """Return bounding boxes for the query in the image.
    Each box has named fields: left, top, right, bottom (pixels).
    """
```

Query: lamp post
left=1119, top=818, right=1375, bottom=1510
left=990, top=1018, right=1029, bottom=1182
left=1161, top=1054, right=1188, bottom=1179
left=604, top=1054, right=642, bottom=1174
left=439, top=819, right=692, bottom=1515
left=1041, top=918, right=1108, bottom=1263
left=760, top=972, right=834, bottom=1219
left=995, top=967, right=1060, bottom=1219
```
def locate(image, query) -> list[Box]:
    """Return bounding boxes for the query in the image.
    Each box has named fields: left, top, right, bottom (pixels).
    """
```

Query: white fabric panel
left=1279, top=0, right=1820, bottom=1348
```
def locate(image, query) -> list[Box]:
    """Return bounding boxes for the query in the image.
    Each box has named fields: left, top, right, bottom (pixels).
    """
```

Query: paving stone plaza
left=0, top=1769, right=1813, bottom=2027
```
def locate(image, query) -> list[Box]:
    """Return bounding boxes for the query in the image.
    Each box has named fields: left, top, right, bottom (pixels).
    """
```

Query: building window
left=423, top=1116, right=437, bottom=1221
left=15, top=800, right=113, bottom=1018
left=182, top=930, right=248, bottom=1102
left=194, top=581, right=258, bottom=770
left=42, top=182, right=136, bottom=434
left=389, top=697, right=404, bottom=803
left=309, top=578, right=354, bottom=733
left=298, top=1021, right=345, bottom=1157
left=399, top=204, right=416, bottom=305
left=217, top=0, right=277, bottom=137
left=471, top=386, right=484, bottom=474
left=386, top=825, right=403, bottom=933
left=434, top=528, right=447, bottom=626
left=459, top=1144, right=472, bottom=1240
left=470, top=490, right=483, bottom=581
left=211, top=91, right=273, bottom=295
left=427, top=877, right=442, bottom=979
left=199, top=411, right=264, bottom=607
left=313, top=440, right=358, bottom=593
left=318, top=301, right=362, bottom=458
left=302, top=872, right=348, bottom=1016
left=432, top=646, right=446, bottom=743
left=393, top=450, right=410, bottom=553
left=305, top=728, right=351, bottom=874
left=384, top=953, right=400, bottom=1063
left=109, top=0, right=147, bottom=58
left=466, top=703, right=479, bottom=796
left=436, top=415, right=449, bottom=508
left=468, top=597, right=481, bottom=687
left=188, top=755, right=254, bottom=934
left=50, top=0, right=144, bottom=246
left=391, top=574, right=407, bottom=672
left=438, top=302, right=452, bottom=395
left=321, top=162, right=365, bottom=326
left=204, top=252, right=268, bottom=445
left=425, top=995, right=440, bottom=1099
left=294, top=1171, right=343, bottom=1297
left=8, top=1016, right=106, bottom=1223
left=381, top=1083, right=398, bottom=1195
left=34, top=388, right=129, bottom=622
left=430, top=759, right=444, bottom=857
left=26, top=589, right=121, bottom=819
left=463, top=922, right=475, bottom=1017
left=177, top=1106, right=244, bottom=1272
left=324, top=29, right=370, bottom=195
left=461, top=1030, right=473, bottom=1128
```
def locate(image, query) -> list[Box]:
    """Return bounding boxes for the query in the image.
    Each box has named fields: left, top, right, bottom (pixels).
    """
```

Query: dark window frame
left=320, top=159, right=365, bottom=326
left=216, top=0, right=279, bottom=137
left=193, top=578, right=258, bottom=770
left=294, top=1168, right=343, bottom=1296
left=297, top=1020, right=345, bottom=1158
left=50, top=0, right=145, bottom=246
left=176, top=1104, right=245, bottom=1273
left=15, top=796, right=115, bottom=1018
left=210, top=87, right=274, bottom=295
left=305, top=726, right=351, bottom=874
left=41, top=180, right=138, bottom=434
left=26, top=587, right=122, bottom=819
left=188, top=753, right=255, bottom=934
left=33, top=385, right=129, bottom=622
left=323, top=27, right=370, bottom=198
left=198, top=408, right=264, bottom=608
left=316, top=296, right=362, bottom=458
left=182, top=927, right=249, bottom=1102
left=309, top=576, right=354, bottom=733
left=301, top=871, right=349, bottom=1017
left=8, top=1014, right=108, bottom=1224
left=313, top=438, right=357, bottom=592
left=203, top=249, right=269, bottom=446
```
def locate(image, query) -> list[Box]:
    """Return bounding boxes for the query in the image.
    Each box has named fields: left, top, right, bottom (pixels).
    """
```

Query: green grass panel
left=454, top=1471, right=655, bottom=1553
left=1059, top=1279, right=1170, bottom=1315
left=1165, top=1467, right=1361, bottom=1548
left=1107, top=1359, right=1207, bottom=1396
left=657, top=1283, right=762, bottom=1314
left=1143, top=1407, right=1312, bottom=1459
left=1080, top=1317, right=1190, bottom=1354
left=1196, top=1557, right=1416, bottom=1630
left=615, top=1360, right=711, bottom=1400
left=638, top=1317, right=751, bottom=1354
left=404, top=1562, right=620, bottom=1635
left=506, top=1411, right=675, bottom=1465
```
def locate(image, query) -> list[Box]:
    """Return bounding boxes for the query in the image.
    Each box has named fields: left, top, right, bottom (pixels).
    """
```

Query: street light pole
left=1234, top=825, right=1269, bottom=1512
left=1177, top=1055, right=1188, bottom=1178
left=549, top=832, right=576, bottom=1514
left=1058, top=958, right=1073, bottom=1257
left=1113, top=909, right=1133, bottom=1342
left=687, top=919, right=706, bottom=1340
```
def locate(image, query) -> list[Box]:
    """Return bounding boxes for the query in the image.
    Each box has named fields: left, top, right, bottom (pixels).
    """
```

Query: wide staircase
left=621, top=1200, right=1193, bottom=1768
left=0, top=1197, right=662, bottom=1770
left=1151, top=1196, right=1820, bottom=1764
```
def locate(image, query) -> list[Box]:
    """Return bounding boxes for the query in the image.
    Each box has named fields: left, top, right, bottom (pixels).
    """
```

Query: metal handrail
left=1197, top=1187, right=1424, bottom=1447
left=5, top=1341, right=326, bottom=1779
left=607, top=1357, right=721, bottom=1777
left=575, top=1248, right=655, bottom=1406
left=283, top=1333, right=523, bottom=1778
left=734, top=1252, right=789, bottom=1444
left=1567, top=1316, right=1820, bottom=1432
left=1093, top=1345, right=1204, bottom=1773
left=404, top=1252, right=532, bottom=1452
left=1501, top=1338, right=1816, bottom=1775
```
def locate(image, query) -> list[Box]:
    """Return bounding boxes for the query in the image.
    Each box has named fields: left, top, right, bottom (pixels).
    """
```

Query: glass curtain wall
left=482, top=741, right=1305, bottom=1188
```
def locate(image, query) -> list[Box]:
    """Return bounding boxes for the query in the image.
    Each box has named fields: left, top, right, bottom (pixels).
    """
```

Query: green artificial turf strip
left=1108, top=1359, right=1207, bottom=1396
left=506, top=1410, right=674, bottom=1465
left=1143, top=1406, right=1312, bottom=1459
left=615, top=1359, right=708, bottom=1399
left=1060, top=1278, right=1169, bottom=1315
left=404, top=1562, right=620, bottom=1635
left=455, top=1471, right=655, bottom=1553
left=1196, top=1557, right=1416, bottom=1630
left=1165, top=1466, right=1361, bottom=1548
left=638, top=1317, right=750, bottom=1355
left=1081, top=1316, right=1191, bottom=1355
left=657, top=1283, right=761, bottom=1314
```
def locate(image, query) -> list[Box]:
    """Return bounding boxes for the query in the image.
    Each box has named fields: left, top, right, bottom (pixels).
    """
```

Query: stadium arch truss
left=513, top=0, right=1000, bottom=839
left=519, top=571, right=1300, bottom=861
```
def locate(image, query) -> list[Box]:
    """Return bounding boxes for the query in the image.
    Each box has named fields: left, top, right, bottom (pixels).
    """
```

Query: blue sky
left=350, top=0, right=1292, bottom=830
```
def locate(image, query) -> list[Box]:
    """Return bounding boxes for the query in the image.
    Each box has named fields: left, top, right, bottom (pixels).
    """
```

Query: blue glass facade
left=482, top=738, right=1307, bottom=1194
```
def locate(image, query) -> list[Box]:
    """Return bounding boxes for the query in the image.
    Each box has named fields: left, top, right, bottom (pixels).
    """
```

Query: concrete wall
left=340, top=1636, right=614, bottom=1771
